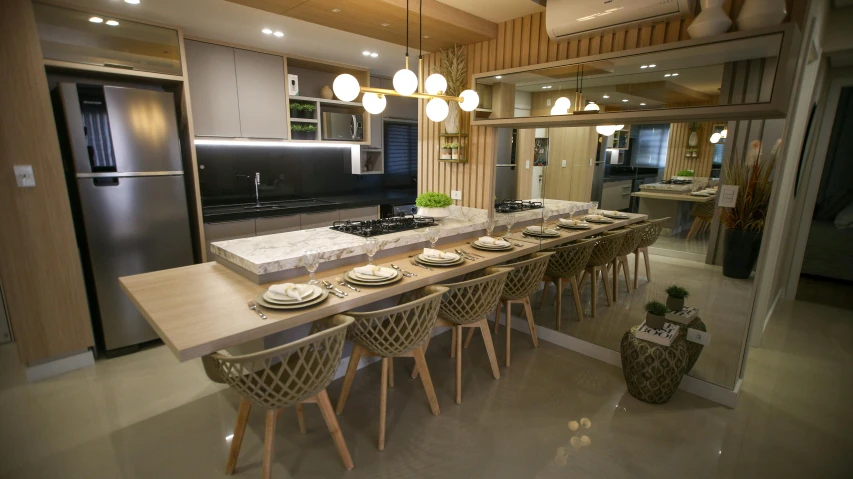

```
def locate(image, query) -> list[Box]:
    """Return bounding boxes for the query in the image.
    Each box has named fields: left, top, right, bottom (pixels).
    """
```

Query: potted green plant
left=449, top=142, right=460, bottom=160
left=720, top=139, right=781, bottom=278
left=415, top=191, right=453, bottom=220
left=289, top=101, right=316, bottom=119
left=644, top=301, right=669, bottom=330
left=440, top=143, right=453, bottom=160
left=290, top=123, right=317, bottom=140
left=676, top=170, right=695, bottom=177
left=664, top=285, right=689, bottom=312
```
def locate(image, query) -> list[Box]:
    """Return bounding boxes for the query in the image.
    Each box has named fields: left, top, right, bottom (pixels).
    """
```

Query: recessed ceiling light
left=362, top=51, right=370, bottom=56
left=262, top=28, right=272, bottom=34
left=495, top=75, right=502, bottom=79
left=423, top=35, right=430, bottom=39
left=381, top=23, right=390, bottom=27
left=370, top=53, right=378, bottom=58
left=649, top=64, right=656, bottom=68
left=273, top=31, right=284, bottom=37
left=603, top=94, right=610, bottom=98
left=622, top=99, right=629, bottom=102
left=640, top=65, right=648, bottom=69
left=89, top=16, right=103, bottom=23
left=640, top=103, right=647, bottom=106
left=106, top=20, right=119, bottom=26
left=124, top=0, right=140, bottom=4
left=542, top=85, right=552, bottom=89
left=331, top=8, right=340, bottom=12
left=672, top=73, right=679, bottom=76
left=664, top=74, right=671, bottom=77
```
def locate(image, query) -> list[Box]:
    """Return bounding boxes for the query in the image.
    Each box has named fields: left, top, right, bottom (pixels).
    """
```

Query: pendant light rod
left=405, top=0, right=409, bottom=70
left=418, top=0, right=423, bottom=94
left=359, top=86, right=463, bottom=102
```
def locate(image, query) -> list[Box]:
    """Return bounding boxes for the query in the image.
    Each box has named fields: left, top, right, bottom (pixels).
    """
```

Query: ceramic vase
left=723, top=229, right=763, bottom=278
left=417, top=207, right=451, bottom=220
left=645, top=312, right=666, bottom=330
left=320, top=85, right=333, bottom=100
left=444, top=101, right=460, bottom=134
left=666, top=296, right=685, bottom=312
left=736, top=0, right=787, bottom=31
left=687, top=0, right=732, bottom=39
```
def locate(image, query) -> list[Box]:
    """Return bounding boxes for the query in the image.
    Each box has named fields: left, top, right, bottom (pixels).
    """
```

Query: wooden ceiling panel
left=227, top=0, right=497, bottom=51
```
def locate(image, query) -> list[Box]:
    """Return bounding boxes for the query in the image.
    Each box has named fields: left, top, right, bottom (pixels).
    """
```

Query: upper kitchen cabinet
left=33, top=2, right=182, bottom=76
left=380, top=77, right=417, bottom=121
left=185, top=40, right=241, bottom=137
left=185, top=40, right=288, bottom=139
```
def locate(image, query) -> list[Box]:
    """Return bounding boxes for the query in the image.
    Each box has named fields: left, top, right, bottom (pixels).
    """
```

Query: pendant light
left=424, top=73, right=447, bottom=95
left=584, top=101, right=600, bottom=111
left=332, top=74, right=360, bottom=102
left=362, top=92, right=387, bottom=114
left=392, top=0, right=418, bottom=96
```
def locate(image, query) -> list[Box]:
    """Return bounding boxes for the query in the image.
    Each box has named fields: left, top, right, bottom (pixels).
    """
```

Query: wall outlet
left=525, top=160, right=530, bottom=169
left=546, top=98, right=552, bottom=107
left=14, top=165, right=35, bottom=188
left=450, top=190, right=462, bottom=200
left=686, top=328, right=711, bottom=346
left=561, top=160, right=567, bottom=168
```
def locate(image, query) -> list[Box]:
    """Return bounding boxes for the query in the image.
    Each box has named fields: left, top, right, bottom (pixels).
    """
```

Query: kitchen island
left=119, top=207, right=645, bottom=362
left=632, top=191, right=716, bottom=235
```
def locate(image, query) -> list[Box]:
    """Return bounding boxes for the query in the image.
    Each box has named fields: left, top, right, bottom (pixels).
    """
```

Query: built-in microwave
left=321, top=112, right=364, bottom=141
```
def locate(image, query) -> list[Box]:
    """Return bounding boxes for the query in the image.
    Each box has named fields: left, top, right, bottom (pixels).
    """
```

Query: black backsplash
left=197, top=145, right=414, bottom=206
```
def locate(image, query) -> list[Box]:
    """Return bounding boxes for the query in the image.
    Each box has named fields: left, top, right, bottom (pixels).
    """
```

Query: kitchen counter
left=496, top=199, right=593, bottom=224
left=603, top=173, right=658, bottom=183
left=632, top=191, right=716, bottom=236
left=202, top=190, right=417, bottom=223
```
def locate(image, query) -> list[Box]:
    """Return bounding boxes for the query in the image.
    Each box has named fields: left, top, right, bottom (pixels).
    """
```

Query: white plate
left=558, top=223, right=592, bottom=230
left=345, top=271, right=404, bottom=286
left=417, top=253, right=460, bottom=263
left=353, top=271, right=398, bottom=281
left=263, top=285, right=322, bottom=304
left=255, top=290, right=329, bottom=310
left=473, top=241, right=512, bottom=249
left=602, top=213, right=629, bottom=219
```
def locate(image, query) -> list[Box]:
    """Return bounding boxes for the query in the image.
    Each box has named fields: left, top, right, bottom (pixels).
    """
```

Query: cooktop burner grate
left=330, top=215, right=436, bottom=237
left=494, top=200, right=544, bottom=213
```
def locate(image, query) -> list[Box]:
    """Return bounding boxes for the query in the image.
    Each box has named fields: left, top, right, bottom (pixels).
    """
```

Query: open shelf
left=289, top=118, right=318, bottom=123
left=439, top=133, right=468, bottom=137
left=439, top=158, right=467, bottom=163
left=291, top=95, right=362, bottom=107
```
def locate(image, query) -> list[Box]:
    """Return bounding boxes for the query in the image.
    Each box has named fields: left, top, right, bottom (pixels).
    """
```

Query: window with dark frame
left=383, top=122, right=418, bottom=183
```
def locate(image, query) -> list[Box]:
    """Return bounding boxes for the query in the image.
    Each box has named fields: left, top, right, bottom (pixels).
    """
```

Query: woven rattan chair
left=411, top=267, right=511, bottom=404
left=205, top=314, right=355, bottom=478
left=686, top=201, right=716, bottom=241
left=608, top=225, right=645, bottom=302
left=539, top=239, right=596, bottom=329
left=336, top=285, right=448, bottom=450
left=579, top=230, right=628, bottom=317
left=633, top=218, right=668, bottom=288
left=491, top=252, right=554, bottom=367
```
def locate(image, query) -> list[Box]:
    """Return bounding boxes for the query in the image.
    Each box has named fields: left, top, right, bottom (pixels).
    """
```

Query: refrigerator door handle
left=57, top=83, right=95, bottom=174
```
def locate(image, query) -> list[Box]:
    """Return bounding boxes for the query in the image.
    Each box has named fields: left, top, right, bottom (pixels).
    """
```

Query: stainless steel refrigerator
left=54, top=83, right=194, bottom=353
left=495, top=128, right=517, bottom=200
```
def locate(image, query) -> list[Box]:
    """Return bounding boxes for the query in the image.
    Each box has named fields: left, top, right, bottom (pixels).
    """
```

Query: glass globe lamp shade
left=458, top=90, right=480, bottom=111
left=584, top=102, right=600, bottom=111
left=596, top=125, right=617, bottom=136
left=332, top=74, right=360, bottom=102
left=710, top=133, right=721, bottom=144
left=426, top=98, right=449, bottom=122
left=424, top=74, right=448, bottom=95
left=393, top=68, right=418, bottom=96
left=362, top=93, right=387, bottom=114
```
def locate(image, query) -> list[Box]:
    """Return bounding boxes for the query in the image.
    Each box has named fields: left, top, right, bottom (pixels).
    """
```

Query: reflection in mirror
left=475, top=33, right=783, bottom=120
left=522, top=119, right=782, bottom=390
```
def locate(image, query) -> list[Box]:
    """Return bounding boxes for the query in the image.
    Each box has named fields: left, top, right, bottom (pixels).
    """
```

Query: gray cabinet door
left=255, top=215, right=300, bottom=235
left=184, top=40, right=241, bottom=137
left=300, top=211, right=340, bottom=230
left=380, top=77, right=417, bottom=121
left=235, top=49, right=288, bottom=139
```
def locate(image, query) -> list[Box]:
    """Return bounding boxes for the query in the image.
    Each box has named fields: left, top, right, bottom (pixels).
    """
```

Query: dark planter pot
left=666, top=296, right=684, bottom=312
left=723, top=229, right=763, bottom=279
left=291, top=130, right=315, bottom=140
left=645, top=312, right=666, bottom=330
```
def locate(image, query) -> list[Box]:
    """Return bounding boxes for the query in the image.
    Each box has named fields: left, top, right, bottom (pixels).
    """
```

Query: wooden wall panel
left=515, top=129, right=536, bottom=200
left=418, top=1, right=808, bottom=211
left=0, top=0, right=94, bottom=364
left=664, top=122, right=717, bottom=179
left=543, top=127, right=598, bottom=201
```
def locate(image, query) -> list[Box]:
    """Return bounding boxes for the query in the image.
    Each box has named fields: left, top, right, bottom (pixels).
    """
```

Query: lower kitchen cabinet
left=204, top=219, right=256, bottom=255
left=255, top=215, right=300, bottom=235
left=601, top=180, right=633, bottom=211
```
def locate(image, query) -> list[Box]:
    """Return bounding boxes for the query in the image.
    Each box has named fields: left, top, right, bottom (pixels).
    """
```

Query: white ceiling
left=436, top=0, right=545, bottom=24
left=60, top=0, right=419, bottom=76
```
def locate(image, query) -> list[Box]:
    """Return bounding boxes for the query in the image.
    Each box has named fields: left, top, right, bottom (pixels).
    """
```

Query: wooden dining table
left=119, top=212, right=647, bottom=362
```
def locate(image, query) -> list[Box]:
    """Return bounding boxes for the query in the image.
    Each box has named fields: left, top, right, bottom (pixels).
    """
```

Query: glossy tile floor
left=1, top=297, right=851, bottom=478
left=534, top=254, right=753, bottom=389
left=650, top=229, right=711, bottom=258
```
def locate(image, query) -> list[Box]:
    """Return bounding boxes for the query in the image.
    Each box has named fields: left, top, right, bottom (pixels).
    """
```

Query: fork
left=335, top=277, right=360, bottom=292
left=321, top=280, right=347, bottom=297
left=247, top=299, right=267, bottom=319
left=390, top=264, right=416, bottom=277
left=460, top=248, right=485, bottom=259
left=409, top=257, right=433, bottom=271
left=454, top=249, right=477, bottom=261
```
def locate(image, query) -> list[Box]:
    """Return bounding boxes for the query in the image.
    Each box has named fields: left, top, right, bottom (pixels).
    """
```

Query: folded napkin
left=478, top=236, right=510, bottom=246
left=559, top=218, right=578, bottom=225
left=423, top=248, right=458, bottom=260
left=585, top=215, right=606, bottom=220
left=267, top=283, right=313, bottom=301
left=353, top=265, right=396, bottom=278
left=525, top=225, right=547, bottom=233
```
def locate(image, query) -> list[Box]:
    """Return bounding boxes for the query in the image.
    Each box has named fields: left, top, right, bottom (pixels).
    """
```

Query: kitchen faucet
left=236, top=172, right=262, bottom=206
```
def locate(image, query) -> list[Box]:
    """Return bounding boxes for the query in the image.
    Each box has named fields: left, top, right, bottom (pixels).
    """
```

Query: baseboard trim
left=501, top=316, right=740, bottom=408
left=25, top=349, right=94, bottom=382
left=648, top=246, right=707, bottom=263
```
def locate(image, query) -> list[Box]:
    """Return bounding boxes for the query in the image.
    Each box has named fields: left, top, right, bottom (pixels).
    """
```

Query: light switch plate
left=450, top=190, right=462, bottom=200
left=14, top=165, right=35, bottom=188
left=718, top=185, right=739, bottom=208
left=525, top=160, right=530, bottom=169
left=561, top=160, right=567, bottom=167
left=686, top=328, right=711, bottom=346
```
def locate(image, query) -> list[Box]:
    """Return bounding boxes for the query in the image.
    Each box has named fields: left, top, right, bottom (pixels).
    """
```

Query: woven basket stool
left=620, top=328, right=689, bottom=404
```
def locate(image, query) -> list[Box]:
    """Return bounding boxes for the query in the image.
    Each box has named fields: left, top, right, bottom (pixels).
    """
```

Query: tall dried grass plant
left=719, top=139, right=782, bottom=232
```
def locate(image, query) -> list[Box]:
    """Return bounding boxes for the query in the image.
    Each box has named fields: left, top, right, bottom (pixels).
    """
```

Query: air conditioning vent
left=546, top=0, right=696, bottom=41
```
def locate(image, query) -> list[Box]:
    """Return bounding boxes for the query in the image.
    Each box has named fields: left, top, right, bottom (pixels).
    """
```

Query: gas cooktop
left=494, top=200, right=544, bottom=213
left=330, top=215, right=436, bottom=237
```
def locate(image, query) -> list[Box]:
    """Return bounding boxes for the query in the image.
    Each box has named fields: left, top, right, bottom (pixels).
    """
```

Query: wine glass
left=486, top=218, right=497, bottom=237
left=590, top=201, right=599, bottom=214
left=364, top=237, right=379, bottom=265
left=503, top=217, right=516, bottom=238
left=301, top=249, right=320, bottom=285
left=542, top=207, right=553, bottom=230
left=425, top=226, right=440, bottom=249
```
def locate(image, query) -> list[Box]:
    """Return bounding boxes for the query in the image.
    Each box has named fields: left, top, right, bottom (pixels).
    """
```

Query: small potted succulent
left=440, top=143, right=453, bottom=160
left=415, top=191, right=453, bottom=220
left=665, top=285, right=689, bottom=312
left=644, top=300, right=669, bottom=330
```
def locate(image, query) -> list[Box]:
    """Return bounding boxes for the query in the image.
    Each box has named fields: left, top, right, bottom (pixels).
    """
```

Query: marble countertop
left=495, top=199, right=593, bottom=224
left=210, top=206, right=489, bottom=276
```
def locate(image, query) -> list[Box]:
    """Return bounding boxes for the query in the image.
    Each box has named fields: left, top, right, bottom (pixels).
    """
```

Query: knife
left=321, top=280, right=347, bottom=297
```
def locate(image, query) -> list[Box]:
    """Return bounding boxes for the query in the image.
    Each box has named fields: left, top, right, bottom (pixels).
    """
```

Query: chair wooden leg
left=336, top=343, right=363, bottom=415
left=643, top=249, right=652, bottom=283
left=225, top=397, right=252, bottom=475
left=570, top=276, right=583, bottom=321
left=412, top=346, right=441, bottom=415
left=633, top=249, right=640, bottom=289
left=505, top=300, right=512, bottom=367
left=523, top=297, right=539, bottom=348
left=388, top=357, right=395, bottom=388
left=621, top=259, right=632, bottom=294
left=262, top=408, right=277, bottom=479
left=450, top=327, right=457, bottom=359
left=378, top=357, right=389, bottom=451
left=463, top=326, right=476, bottom=348
left=493, top=300, right=502, bottom=333
left=455, top=325, right=463, bottom=404
left=580, top=270, right=590, bottom=291
left=478, top=319, right=500, bottom=379
left=590, top=269, right=598, bottom=317
left=555, top=278, right=563, bottom=331
left=686, top=218, right=701, bottom=240
left=600, top=267, right=613, bottom=306
left=314, top=390, right=354, bottom=470
left=295, top=403, right=306, bottom=434
left=612, top=259, right=619, bottom=302
left=411, top=331, right=434, bottom=379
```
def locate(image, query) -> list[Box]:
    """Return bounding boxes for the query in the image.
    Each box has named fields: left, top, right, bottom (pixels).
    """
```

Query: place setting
left=471, top=218, right=514, bottom=252
left=600, top=210, right=631, bottom=220
left=583, top=214, right=616, bottom=224
left=557, top=217, right=593, bottom=230
left=255, top=282, right=330, bottom=311
left=343, top=237, right=406, bottom=287
left=520, top=208, right=561, bottom=238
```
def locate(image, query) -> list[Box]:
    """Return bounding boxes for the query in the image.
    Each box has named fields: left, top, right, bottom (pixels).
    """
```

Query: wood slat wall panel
left=417, top=3, right=806, bottom=210
left=664, top=122, right=717, bottom=179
